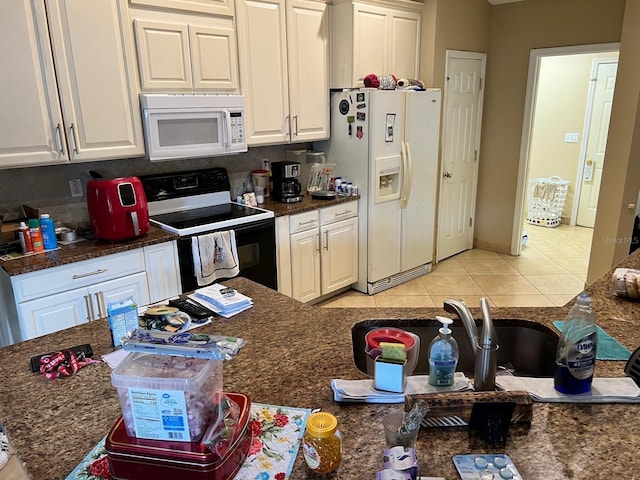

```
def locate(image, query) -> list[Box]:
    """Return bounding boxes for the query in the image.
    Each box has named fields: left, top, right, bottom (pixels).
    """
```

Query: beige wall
left=528, top=52, right=618, bottom=222
left=476, top=0, right=625, bottom=254
left=420, top=0, right=490, bottom=88
left=589, top=0, right=640, bottom=284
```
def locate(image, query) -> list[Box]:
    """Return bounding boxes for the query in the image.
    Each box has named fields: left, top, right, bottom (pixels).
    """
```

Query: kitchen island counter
left=1, top=254, right=639, bottom=479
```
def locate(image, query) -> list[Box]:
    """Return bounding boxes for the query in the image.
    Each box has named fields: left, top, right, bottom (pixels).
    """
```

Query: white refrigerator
left=315, top=88, right=441, bottom=294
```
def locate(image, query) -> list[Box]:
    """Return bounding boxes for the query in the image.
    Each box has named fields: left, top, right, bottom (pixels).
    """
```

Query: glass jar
left=302, top=412, right=342, bottom=474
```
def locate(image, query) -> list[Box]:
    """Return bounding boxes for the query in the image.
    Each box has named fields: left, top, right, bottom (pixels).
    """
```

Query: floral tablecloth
left=67, top=403, right=311, bottom=480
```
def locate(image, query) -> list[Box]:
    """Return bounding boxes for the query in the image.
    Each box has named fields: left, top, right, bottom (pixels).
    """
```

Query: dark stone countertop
left=0, top=226, right=178, bottom=276
left=260, top=193, right=359, bottom=217
left=1, top=250, right=640, bottom=479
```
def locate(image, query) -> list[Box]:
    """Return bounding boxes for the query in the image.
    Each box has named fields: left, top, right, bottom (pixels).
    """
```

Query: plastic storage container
left=106, top=392, right=251, bottom=480
left=111, top=353, right=223, bottom=442
left=554, top=293, right=597, bottom=394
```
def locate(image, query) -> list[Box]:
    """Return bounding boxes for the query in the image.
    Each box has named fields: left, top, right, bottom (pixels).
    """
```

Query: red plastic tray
left=106, top=392, right=251, bottom=480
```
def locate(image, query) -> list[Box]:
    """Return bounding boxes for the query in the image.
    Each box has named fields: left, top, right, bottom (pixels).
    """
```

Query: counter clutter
left=1, top=251, right=640, bottom=478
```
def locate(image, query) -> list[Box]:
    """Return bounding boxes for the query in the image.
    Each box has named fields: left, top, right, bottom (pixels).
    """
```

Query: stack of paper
left=189, top=284, right=253, bottom=318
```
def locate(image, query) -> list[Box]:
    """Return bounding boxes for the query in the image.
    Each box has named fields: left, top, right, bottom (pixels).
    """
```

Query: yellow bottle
left=302, top=412, right=342, bottom=474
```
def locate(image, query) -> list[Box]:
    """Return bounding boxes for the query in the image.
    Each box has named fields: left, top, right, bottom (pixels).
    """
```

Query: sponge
left=379, top=342, right=407, bottom=362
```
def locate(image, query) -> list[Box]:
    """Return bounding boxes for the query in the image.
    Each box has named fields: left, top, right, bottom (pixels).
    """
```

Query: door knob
left=443, top=172, right=453, bottom=179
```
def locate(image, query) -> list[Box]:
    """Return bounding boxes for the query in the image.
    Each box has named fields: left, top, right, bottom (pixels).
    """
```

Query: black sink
left=352, top=318, right=559, bottom=377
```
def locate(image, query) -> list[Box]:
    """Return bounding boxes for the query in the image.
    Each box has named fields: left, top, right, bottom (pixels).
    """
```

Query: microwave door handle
left=222, top=110, right=231, bottom=147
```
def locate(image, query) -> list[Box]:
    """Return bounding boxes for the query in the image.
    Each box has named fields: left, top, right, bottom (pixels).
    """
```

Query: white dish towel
left=331, top=373, right=472, bottom=403
left=497, top=376, right=640, bottom=403
left=191, top=230, right=240, bottom=286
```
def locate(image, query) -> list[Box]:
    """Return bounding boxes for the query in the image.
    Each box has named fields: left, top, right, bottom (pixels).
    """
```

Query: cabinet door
left=389, top=10, right=420, bottom=81
left=89, top=272, right=150, bottom=319
left=144, top=241, right=181, bottom=302
left=190, top=23, right=239, bottom=92
left=130, top=0, right=235, bottom=16
left=134, top=19, right=193, bottom=91
left=0, top=2, right=67, bottom=167
left=352, top=3, right=389, bottom=87
left=286, top=0, right=330, bottom=142
left=46, top=0, right=144, bottom=162
left=290, top=229, right=321, bottom=302
left=236, top=0, right=290, bottom=145
left=321, top=217, right=358, bottom=294
left=18, top=287, right=89, bottom=341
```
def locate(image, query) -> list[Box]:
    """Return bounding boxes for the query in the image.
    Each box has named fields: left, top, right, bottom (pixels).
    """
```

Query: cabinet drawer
left=320, top=201, right=358, bottom=226
left=290, top=210, right=319, bottom=234
left=12, top=249, right=146, bottom=302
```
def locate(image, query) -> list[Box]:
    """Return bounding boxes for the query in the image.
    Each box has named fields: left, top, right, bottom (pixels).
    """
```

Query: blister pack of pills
left=453, top=454, right=522, bottom=480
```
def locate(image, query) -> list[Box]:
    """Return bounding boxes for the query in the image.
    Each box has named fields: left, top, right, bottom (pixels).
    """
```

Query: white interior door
left=436, top=51, right=486, bottom=261
left=576, top=60, right=617, bottom=227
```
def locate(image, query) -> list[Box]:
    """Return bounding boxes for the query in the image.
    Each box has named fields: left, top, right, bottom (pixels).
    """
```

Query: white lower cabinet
left=18, top=272, right=149, bottom=340
left=283, top=201, right=358, bottom=303
left=6, top=241, right=180, bottom=342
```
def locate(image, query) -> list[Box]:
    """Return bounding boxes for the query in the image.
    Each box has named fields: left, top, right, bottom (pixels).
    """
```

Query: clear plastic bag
left=202, top=393, right=241, bottom=460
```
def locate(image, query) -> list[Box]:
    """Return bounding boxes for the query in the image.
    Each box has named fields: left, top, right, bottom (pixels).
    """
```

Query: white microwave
left=140, top=94, right=248, bottom=161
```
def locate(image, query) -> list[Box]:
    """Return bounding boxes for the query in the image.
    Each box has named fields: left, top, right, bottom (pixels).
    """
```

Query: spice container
left=302, top=412, right=342, bottom=474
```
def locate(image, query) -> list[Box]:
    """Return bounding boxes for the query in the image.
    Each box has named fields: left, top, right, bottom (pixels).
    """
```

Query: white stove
left=139, top=168, right=277, bottom=291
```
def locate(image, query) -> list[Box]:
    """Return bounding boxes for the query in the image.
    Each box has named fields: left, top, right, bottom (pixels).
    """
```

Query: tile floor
left=319, top=223, right=593, bottom=309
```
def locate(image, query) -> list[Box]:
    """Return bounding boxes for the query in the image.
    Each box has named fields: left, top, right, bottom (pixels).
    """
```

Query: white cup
left=255, top=186, right=265, bottom=204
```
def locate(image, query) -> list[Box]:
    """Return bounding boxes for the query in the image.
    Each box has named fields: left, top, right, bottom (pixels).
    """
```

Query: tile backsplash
left=0, top=144, right=308, bottom=229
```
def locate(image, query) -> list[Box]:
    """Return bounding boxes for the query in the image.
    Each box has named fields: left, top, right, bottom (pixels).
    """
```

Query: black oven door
left=177, top=218, right=277, bottom=292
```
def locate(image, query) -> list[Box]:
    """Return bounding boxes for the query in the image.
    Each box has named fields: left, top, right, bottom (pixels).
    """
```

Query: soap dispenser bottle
left=428, top=316, right=459, bottom=387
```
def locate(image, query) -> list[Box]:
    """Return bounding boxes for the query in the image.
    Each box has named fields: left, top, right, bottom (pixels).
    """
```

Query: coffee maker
left=271, top=161, right=303, bottom=203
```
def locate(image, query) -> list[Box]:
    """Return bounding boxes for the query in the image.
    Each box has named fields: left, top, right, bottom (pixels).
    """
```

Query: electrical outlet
left=262, top=158, right=270, bottom=170
left=69, top=179, right=83, bottom=198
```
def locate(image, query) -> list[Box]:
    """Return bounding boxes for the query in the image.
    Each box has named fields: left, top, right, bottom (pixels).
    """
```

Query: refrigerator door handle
left=404, top=141, right=414, bottom=209
left=400, top=141, right=411, bottom=209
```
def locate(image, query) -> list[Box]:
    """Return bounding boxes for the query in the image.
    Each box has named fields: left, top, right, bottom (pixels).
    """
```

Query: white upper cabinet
left=332, top=0, right=421, bottom=88
left=46, top=0, right=144, bottom=163
left=0, top=0, right=144, bottom=168
left=236, top=0, right=329, bottom=146
left=0, top=2, right=65, bottom=167
left=131, top=10, right=239, bottom=92
left=130, top=0, right=235, bottom=16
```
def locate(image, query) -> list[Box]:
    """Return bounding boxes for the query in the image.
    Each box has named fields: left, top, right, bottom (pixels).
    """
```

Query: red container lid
left=365, top=328, right=416, bottom=350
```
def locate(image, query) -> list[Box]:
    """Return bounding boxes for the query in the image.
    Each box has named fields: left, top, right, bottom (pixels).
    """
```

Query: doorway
left=511, top=43, right=620, bottom=256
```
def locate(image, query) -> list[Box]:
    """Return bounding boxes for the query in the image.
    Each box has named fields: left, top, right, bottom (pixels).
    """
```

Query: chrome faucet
left=443, top=297, right=499, bottom=391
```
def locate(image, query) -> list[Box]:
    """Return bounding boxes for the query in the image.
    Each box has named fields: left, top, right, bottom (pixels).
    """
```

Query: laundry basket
left=526, top=176, right=569, bottom=227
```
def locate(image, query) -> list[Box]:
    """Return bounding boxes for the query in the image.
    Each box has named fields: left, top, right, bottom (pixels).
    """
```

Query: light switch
left=564, top=132, right=579, bottom=143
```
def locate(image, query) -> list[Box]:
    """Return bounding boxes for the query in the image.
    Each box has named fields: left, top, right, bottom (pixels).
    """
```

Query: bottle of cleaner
left=428, top=316, right=459, bottom=387
left=40, top=213, right=58, bottom=250
left=18, top=221, right=33, bottom=253
left=554, top=292, right=597, bottom=394
left=28, top=219, right=44, bottom=252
